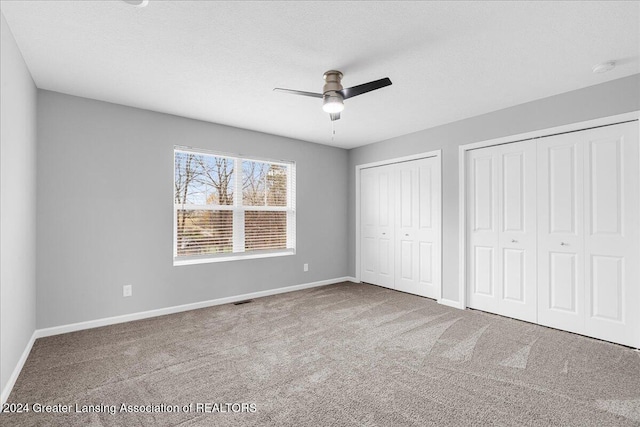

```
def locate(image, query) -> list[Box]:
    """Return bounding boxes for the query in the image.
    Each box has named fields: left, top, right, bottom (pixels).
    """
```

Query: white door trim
left=356, top=150, right=442, bottom=300
left=458, top=111, right=640, bottom=312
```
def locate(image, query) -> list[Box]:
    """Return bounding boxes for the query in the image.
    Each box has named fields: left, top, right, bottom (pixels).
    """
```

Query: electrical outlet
left=123, top=284, right=132, bottom=297
left=303, top=263, right=309, bottom=272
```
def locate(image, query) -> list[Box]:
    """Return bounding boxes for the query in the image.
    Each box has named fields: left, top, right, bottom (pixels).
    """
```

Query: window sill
left=173, top=249, right=295, bottom=266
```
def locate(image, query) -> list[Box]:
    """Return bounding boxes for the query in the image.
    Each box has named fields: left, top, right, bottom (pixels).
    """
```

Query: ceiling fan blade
left=329, top=112, right=341, bottom=121
left=273, top=88, right=323, bottom=98
left=340, top=77, right=392, bottom=100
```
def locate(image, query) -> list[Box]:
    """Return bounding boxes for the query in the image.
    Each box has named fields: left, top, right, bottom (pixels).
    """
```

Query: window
left=174, top=147, right=295, bottom=265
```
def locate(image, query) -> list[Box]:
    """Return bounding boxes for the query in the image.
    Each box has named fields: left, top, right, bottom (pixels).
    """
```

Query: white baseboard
left=1, top=331, right=36, bottom=405
left=345, top=276, right=360, bottom=283
left=35, top=277, right=350, bottom=339
left=438, top=298, right=464, bottom=310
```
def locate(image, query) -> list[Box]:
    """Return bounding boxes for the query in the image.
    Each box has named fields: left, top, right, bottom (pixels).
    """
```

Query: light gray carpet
left=4, top=282, right=640, bottom=426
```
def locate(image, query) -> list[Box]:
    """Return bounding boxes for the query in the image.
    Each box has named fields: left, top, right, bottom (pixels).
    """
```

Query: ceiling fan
left=273, top=70, right=392, bottom=121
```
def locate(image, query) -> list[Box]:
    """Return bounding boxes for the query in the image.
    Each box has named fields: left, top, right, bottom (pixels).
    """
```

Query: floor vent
left=233, top=299, right=254, bottom=306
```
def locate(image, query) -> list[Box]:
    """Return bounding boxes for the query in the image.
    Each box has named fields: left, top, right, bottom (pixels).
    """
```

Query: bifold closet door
left=361, top=156, right=441, bottom=296
left=538, top=122, right=639, bottom=347
left=537, top=133, right=586, bottom=333
left=360, top=165, right=395, bottom=289
left=584, top=123, right=639, bottom=347
left=394, top=157, right=442, bottom=299
left=467, top=141, right=537, bottom=323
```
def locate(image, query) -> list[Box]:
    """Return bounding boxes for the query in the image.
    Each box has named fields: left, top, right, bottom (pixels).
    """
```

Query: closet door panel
left=419, top=166, right=433, bottom=229
left=467, top=150, right=499, bottom=313
left=419, top=242, right=434, bottom=285
left=360, top=168, right=378, bottom=285
left=362, top=237, right=376, bottom=277
left=395, top=165, right=417, bottom=293
left=537, top=134, right=585, bottom=334
left=502, top=248, right=524, bottom=302
left=589, top=139, right=622, bottom=235
left=399, top=240, right=414, bottom=280
left=473, top=156, right=495, bottom=232
left=378, top=169, right=393, bottom=228
left=399, top=169, right=413, bottom=228
left=378, top=238, right=393, bottom=279
left=395, top=157, right=442, bottom=298
left=549, top=252, right=578, bottom=312
left=497, top=142, right=537, bottom=322
left=549, top=145, right=579, bottom=234
left=584, top=122, right=639, bottom=347
left=467, top=142, right=536, bottom=322
left=590, top=255, right=623, bottom=321
left=360, top=165, right=395, bottom=289
left=473, top=246, right=495, bottom=296
left=416, top=158, right=441, bottom=298
left=377, top=168, right=395, bottom=288
left=502, top=152, right=525, bottom=232
left=418, top=167, right=434, bottom=289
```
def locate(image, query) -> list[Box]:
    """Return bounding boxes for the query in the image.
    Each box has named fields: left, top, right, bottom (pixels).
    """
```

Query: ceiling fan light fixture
left=592, top=61, right=616, bottom=74
left=121, top=0, right=149, bottom=7
left=322, top=93, right=344, bottom=113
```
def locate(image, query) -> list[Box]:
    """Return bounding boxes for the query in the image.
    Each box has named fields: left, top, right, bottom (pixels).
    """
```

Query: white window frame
left=173, top=146, right=296, bottom=266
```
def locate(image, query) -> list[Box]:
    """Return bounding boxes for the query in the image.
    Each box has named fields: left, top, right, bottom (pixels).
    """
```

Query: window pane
left=175, top=152, right=234, bottom=206
left=176, top=210, right=233, bottom=256
left=266, top=165, right=288, bottom=206
left=242, top=161, right=287, bottom=207
left=245, top=211, right=287, bottom=251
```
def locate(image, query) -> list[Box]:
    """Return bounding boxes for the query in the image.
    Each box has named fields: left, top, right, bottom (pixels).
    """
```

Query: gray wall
left=348, top=74, right=640, bottom=302
left=36, top=91, right=349, bottom=329
left=1, top=12, right=37, bottom=397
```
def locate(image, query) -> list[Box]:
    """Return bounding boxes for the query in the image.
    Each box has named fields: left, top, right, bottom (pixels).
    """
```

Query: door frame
left=356, top=150, right=442, bottom=300
left=458, top=111, right=640, bottom=315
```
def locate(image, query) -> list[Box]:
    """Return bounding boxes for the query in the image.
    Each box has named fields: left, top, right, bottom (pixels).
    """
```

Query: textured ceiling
left=1, top=1, right=638, bottom=149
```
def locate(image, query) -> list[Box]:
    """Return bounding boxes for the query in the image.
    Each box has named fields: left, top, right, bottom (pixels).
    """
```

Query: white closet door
left=467, top=142, right=537, bottom=322
left=360, top=167, right=378, bottom=285
left=537, top=133, right=586, bottom=335
left=416, top=157, right=442, bottom=299
left=466, top=120, right=639, bottom=347
left=360, top=165, right=395, bottom=289
left=496, top=142, right=537, bottom=322
left=467, top=148, right=500, bottom=313
left=395, top=157, right=441, bottom=299
left=583, top=122, right=639, bottom=347
left=395, top=163, right=418, bottom=294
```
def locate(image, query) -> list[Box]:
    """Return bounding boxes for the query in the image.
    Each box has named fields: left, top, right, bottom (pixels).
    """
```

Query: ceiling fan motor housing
left=322, top=70, right=345, bottom=114
left=323, top=70, right=344, bottom=96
